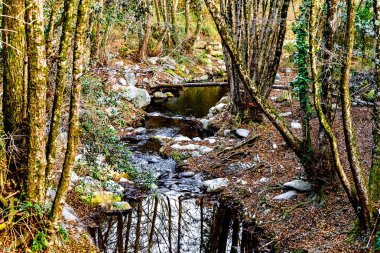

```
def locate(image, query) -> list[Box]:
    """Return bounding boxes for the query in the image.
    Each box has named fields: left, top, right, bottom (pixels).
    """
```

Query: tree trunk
left=51, top=0, right=90, bottom=223
left=168, top=0, right=179, bottom=45
left=2, top=0, right=26, bottom=183
left=340, top=0, right=372, bottom=228
left=309, top=0, right=370, bottom=229
left=46, top=0, right=76, bottom=188
left=318, top=0, right=339, bottom=191
left=90, top=0, right=104, bottom=66
left=370, top=0, right=380, bottom=203
left=139, top=0, right=153, bottom=61
left=46, top=0, right=64, bottom=58
left=185, top=0, right=190, bottom=34
left=25, top=0, right=48, bottom=203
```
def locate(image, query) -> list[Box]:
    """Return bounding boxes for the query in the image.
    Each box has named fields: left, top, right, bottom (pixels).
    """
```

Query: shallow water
left=94, top=86, right=261, bottom=252
left=93, top=196, right=258, bottom=253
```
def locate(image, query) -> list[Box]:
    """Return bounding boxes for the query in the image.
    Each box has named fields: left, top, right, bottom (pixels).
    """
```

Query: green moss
left=365, top=89, right=375, bottom=102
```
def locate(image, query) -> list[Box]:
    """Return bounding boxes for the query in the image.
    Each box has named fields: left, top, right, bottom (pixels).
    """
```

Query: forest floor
left=187, top=88, right=373, bottom=252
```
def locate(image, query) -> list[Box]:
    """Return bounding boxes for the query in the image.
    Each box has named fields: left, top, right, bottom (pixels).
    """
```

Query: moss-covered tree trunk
left=1, top=0, right=26, bottom=184
left=370, top=0, right=380, bottom=203
left=90, top=0, right=104, bottom=66
left=317, top=0, right=339, bottom=190
left=309, top=0, right=363, bottom=226
left=139, top=0, right=153, bottom=61
left=168, top=0, right=179, bottom=45
left=46, top=0, right=76, bottom=188
left=25, top=0, right=48, bottom=203
left=340, top=0, right=372, bottom=228
left=46, top=0, right=64, bottom=58
left=51, top=0, right=90, bottom=223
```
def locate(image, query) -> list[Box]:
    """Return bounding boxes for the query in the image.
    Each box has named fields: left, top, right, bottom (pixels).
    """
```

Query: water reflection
left=93, top=195, right=258, bottom=253
left=147, top=86, right=229, bottom=118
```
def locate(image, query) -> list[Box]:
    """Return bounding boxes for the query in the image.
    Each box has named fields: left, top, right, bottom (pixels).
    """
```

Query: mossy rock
left=81, top=191, right=121, bottom=205
left=110, top=202, right=132, bottom=211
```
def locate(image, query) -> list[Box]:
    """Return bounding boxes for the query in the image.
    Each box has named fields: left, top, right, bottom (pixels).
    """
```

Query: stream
left=92, top=86, right=260, bottom=253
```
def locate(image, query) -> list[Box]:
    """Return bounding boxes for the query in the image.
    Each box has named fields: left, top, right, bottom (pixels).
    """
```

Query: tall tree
left=1, top=0, right=26, bottom=181
left=370, top=0, right=380, bottom=202
left=339, top=0, right=372, bottom=228
left=90, top=0, right=104, bottom=66
left=139, top=0, right=153, bottom=61
left=25, top=0, right=48, bottom=203
left=46, top=0, right=76, bottom=187
left=51, top=0, right=90, bottom=223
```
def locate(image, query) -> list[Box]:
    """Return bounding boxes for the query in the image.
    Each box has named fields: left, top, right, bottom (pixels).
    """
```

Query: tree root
left=281, top=198, right=313, bottom=219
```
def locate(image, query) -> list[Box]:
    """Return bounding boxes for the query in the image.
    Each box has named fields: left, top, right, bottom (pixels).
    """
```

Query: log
left=153, top=81, right=228, bottom=89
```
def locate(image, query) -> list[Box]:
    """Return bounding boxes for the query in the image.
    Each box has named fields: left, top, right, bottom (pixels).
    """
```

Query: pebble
left=235, top=129, right=250, bottom=138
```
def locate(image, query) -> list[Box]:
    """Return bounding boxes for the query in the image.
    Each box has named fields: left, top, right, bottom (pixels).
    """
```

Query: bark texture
left=25, top=0, right=48, bottom=203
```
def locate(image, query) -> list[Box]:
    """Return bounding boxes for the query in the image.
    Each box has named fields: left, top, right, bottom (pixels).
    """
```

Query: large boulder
left=122, top=86, right=151, bottom=108
left=203, top=178, right=229, bottom=193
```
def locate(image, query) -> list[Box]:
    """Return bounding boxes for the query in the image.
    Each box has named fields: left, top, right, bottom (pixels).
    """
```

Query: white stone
left=119, top=178, right=134, bottom=184
left=173, top=78, right=180, bottom=85
left=235, top=129, right=250, bottom=138
left=147, top=57, right=158, bottom=65
left=104, top=181, right=125, bottom=194
left=224, top=129, right=232, bottom=136
left=192, top=137, right=202, bottom=142
left=163, top=64, right=176, bottom=70
left=291, top=122, right=302, bottom=129
left=215, top=103, right=227, bottom=112
left=115, top=61, right=124, bottom=67
left=273, top=190, right=298, bottom=200
left=124, top=72, right=136, bottom=86
left=259, top=177, right=269, bottom=183
left=62, top=205, right=79, bottom=222
left=134, top=127, right=146, bottom=134
left=236, top=179, right=248, bottom=185
left=280, top=112, right=292, bottom=117
left=284, top=180, right=312, bottom=192
left=174, top=135, right=192, bottom=142
left=199, top=75, right=209, bottom=81
left=122, top=86, right=151, bottom=108
left=179, top=172, right=195, bottom=178
left=203, top=178, right=229, bottom=192
left=200, top=119, right=209, bottom=130
left=118, top=78, right=127, bottom=86
left=199, top=146, right=214, bottom=154
left=207, top=138, right=216, bottom=144
left=70, top=171, right=80, bottom=183
left=272, top=143, right=278, bottom=149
